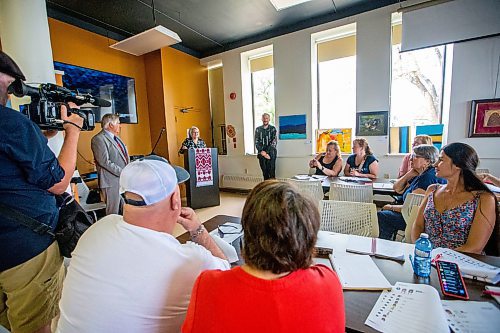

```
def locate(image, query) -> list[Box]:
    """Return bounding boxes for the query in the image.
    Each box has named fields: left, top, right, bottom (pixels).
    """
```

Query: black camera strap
left=0, top=202, right=55, bottom=237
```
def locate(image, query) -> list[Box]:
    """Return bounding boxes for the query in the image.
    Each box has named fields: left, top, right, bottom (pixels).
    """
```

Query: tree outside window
left=252, top=68, right=275, bottom=128
left=390, top=44, right=445, bottom=127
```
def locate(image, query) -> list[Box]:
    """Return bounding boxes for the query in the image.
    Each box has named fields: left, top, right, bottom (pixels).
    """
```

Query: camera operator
left=0, top=51, right=83, bottom=333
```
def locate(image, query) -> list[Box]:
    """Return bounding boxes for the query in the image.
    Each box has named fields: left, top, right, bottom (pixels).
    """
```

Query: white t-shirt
left=56, top=214, right=229, bottom=333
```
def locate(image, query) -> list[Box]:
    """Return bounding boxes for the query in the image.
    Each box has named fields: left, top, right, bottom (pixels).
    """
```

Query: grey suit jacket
left=91, top=130, right=129, bottom=189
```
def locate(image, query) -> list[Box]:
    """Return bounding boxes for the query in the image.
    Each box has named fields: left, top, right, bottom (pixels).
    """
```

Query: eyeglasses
left=410, top=153, right=426, bottom=159
left=217, top=224, right=242, bottom=238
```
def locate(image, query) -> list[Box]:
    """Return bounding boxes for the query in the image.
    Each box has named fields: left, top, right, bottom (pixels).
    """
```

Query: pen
left=483, top=290, right=500, bottom=297
left=431, top=253, right=442, bottom=264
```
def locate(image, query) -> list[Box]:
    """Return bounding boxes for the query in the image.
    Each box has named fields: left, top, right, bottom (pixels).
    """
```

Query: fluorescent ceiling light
left=269, top=0, right=314, bottom=11
left=110, top=25, right=181, bottom=56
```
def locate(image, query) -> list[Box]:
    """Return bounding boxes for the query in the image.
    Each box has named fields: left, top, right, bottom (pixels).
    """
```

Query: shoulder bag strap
left=0, top=202, right=55, bottom=236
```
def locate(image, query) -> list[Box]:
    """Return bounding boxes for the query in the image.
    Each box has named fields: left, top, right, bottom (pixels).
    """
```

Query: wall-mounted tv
left=53, top=61, right=138, bottom=124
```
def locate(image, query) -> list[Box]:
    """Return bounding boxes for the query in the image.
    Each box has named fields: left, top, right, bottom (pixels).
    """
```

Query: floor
left=172, top=191, right=248, bottom=237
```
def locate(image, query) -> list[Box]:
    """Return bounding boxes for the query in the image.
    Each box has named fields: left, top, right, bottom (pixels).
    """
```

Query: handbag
left=0, top=192, right=94, bottom=258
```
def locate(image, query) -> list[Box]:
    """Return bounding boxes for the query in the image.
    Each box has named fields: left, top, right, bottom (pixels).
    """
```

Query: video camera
left=7, top=80, right=111, bottom=131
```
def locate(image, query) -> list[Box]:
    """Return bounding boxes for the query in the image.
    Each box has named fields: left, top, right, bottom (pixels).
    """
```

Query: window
left=242, top=50, right=275, bottom=154
left=252, top=68, right=275, bottom=131
left=314, top=23, right=356, bottom=153
left=389, top=14, right=452, bottom=152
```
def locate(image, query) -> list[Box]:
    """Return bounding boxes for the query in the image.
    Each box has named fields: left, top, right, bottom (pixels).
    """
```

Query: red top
left=182, top=264, right=345, bottom=333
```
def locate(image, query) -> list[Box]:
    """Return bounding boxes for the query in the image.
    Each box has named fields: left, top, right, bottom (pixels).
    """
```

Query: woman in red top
left=182, top=180, right=345, bottom=333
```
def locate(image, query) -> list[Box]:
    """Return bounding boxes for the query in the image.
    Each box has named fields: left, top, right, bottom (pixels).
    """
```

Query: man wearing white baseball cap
left=57, top=156, right=229, bottom=333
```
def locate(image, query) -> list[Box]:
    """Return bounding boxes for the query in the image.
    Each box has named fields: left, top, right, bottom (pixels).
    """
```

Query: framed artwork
left=316, top=128, right=352, bottom=153
left=279, top=114, right=306, bottom=140
left=469, top=99, right=500, bottom=137
left=54, top=61, right=138, bottom=123
left=356, top=111, right=388, bottom=136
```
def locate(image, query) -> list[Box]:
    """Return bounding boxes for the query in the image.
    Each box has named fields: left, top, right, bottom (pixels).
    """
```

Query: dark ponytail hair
left=442, top=143, right=489, bottom=192
left=442, top=142, right=499, bottom=255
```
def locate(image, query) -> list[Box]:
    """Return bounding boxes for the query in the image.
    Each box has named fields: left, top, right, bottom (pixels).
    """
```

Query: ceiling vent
left=269, top=0, right=314, bottom=11
left=109, top=25, right=181, bottom=56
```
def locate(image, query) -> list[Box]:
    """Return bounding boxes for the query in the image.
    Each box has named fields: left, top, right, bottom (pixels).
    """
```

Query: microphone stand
left=150, top=127, right=166, bottom=155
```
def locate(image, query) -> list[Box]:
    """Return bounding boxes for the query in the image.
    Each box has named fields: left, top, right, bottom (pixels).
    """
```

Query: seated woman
left=343, top=138, right=379, bottom=179
left=378, top=144, right=445, bottom=240
left=178, top=126, right=207, bottom=154
left=412, top=143, right=498, bottom=255
left=398, top=135, right=433, bottom=178
left=309, top=140, right=343, bottom=177
left=182, top=181, right=345, bottom=333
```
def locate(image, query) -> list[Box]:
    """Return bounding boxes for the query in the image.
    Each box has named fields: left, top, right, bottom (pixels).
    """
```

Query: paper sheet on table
left=431, top=248, right=500, bottom=284
left=373, top=182, right=394, bottom=189
left=365, top=282, right=448, bottom=333
left=294, top=175, right=310, bottom=180
left=329, top=253, right=391, bottom=290
left=209, top=223, right=243, bottom=245
left=442, top=300, right=500, bottom=333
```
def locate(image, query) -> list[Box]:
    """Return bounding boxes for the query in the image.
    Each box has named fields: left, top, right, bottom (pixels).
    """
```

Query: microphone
left=73, top=94, right=112, bottom=107
left=151, top=127, right=166, bottom=155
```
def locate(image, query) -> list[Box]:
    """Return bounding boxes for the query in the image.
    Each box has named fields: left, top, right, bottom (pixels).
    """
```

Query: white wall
left=202, top=2, right=500, bottom=179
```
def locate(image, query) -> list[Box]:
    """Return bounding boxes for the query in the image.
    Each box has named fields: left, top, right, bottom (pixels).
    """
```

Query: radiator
left=221, top=174, right=289, bottom=190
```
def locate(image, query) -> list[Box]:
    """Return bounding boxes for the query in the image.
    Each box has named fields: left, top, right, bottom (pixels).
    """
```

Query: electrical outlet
left=384, top=173, right=390, bottom=179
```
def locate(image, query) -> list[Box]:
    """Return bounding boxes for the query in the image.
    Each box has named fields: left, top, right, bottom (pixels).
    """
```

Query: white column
left=0, top=0, right=64, bottom=153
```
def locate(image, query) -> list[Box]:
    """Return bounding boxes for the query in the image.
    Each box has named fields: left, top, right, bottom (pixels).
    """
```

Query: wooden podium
left=183, top=148, right=220, bottom=209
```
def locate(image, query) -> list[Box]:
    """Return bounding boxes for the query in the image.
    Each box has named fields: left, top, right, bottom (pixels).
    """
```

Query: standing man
left=57, top=157, right=229, bottom=332
left=0, top=51, right=83, bottom=333
left=91, top=113, right=129, bottom=215
left=255, top=113, right=277, bottom=180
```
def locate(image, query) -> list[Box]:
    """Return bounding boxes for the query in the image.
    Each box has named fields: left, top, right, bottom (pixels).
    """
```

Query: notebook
left=365, top=282, right=449, bottom=333
left=346, top=235, right=405, bottom=262
left=328, top=253, right=392, bottom=290
left=431, top=248, right=500, bottom=284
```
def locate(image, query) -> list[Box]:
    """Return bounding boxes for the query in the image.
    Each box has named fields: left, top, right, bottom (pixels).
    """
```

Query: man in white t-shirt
left=57, top=156, right=229, bottom=333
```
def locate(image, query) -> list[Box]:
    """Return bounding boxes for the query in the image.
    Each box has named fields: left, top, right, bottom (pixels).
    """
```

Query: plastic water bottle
left=414, top=233, right=432, bottom=277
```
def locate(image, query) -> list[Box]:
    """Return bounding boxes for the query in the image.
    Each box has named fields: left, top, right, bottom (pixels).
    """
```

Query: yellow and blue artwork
left=316, top=128, right=352, bottom=153
left=416, top=124, right=444, bottom=149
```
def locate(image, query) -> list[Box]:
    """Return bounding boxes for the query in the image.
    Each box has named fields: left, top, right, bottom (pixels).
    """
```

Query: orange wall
left=144, top=51, right=169, bottom=158
left=160, top=47, right=212, bottom=167
left=48, top=19, right=152, bottom=174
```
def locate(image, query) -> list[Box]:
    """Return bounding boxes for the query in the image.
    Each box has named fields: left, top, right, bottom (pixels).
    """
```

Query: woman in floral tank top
left=412, top=143, right=498, bottom=255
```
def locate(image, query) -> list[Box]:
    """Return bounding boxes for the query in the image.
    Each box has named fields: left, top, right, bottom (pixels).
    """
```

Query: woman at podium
left=178, top=126, right=207, bottom=154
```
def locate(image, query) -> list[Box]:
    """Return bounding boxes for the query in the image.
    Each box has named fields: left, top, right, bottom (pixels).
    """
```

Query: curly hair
left=353, top=138, right=373, bottom=155
left=241, top=180, right=320, bottom=274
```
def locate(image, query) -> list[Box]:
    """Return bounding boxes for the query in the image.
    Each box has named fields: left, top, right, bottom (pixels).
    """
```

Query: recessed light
left=269, top=0, right=315, bottom=11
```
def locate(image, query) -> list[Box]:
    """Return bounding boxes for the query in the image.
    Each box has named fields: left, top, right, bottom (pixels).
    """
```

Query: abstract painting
left=469, top=99, right=500, bottom=137
left=279, top=114, right=306, bottom=140
left=316, top=128, right=352, bottom=153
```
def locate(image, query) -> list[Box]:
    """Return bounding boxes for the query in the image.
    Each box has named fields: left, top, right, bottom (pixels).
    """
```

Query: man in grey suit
left=91, top=114, right=129, bottom=215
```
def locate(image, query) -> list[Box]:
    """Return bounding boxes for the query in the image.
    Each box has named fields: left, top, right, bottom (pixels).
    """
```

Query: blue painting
left=279, top=114, right=307, bottom=140
left=53, top=62, right=137, bottom=123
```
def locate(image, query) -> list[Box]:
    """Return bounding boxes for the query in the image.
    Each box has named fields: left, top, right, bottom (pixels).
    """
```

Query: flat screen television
left=53, top=61, right=138, bottom=123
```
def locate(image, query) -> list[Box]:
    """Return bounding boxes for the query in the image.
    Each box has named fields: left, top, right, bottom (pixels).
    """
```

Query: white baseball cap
left=119, top=155, right=190, bottom=206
